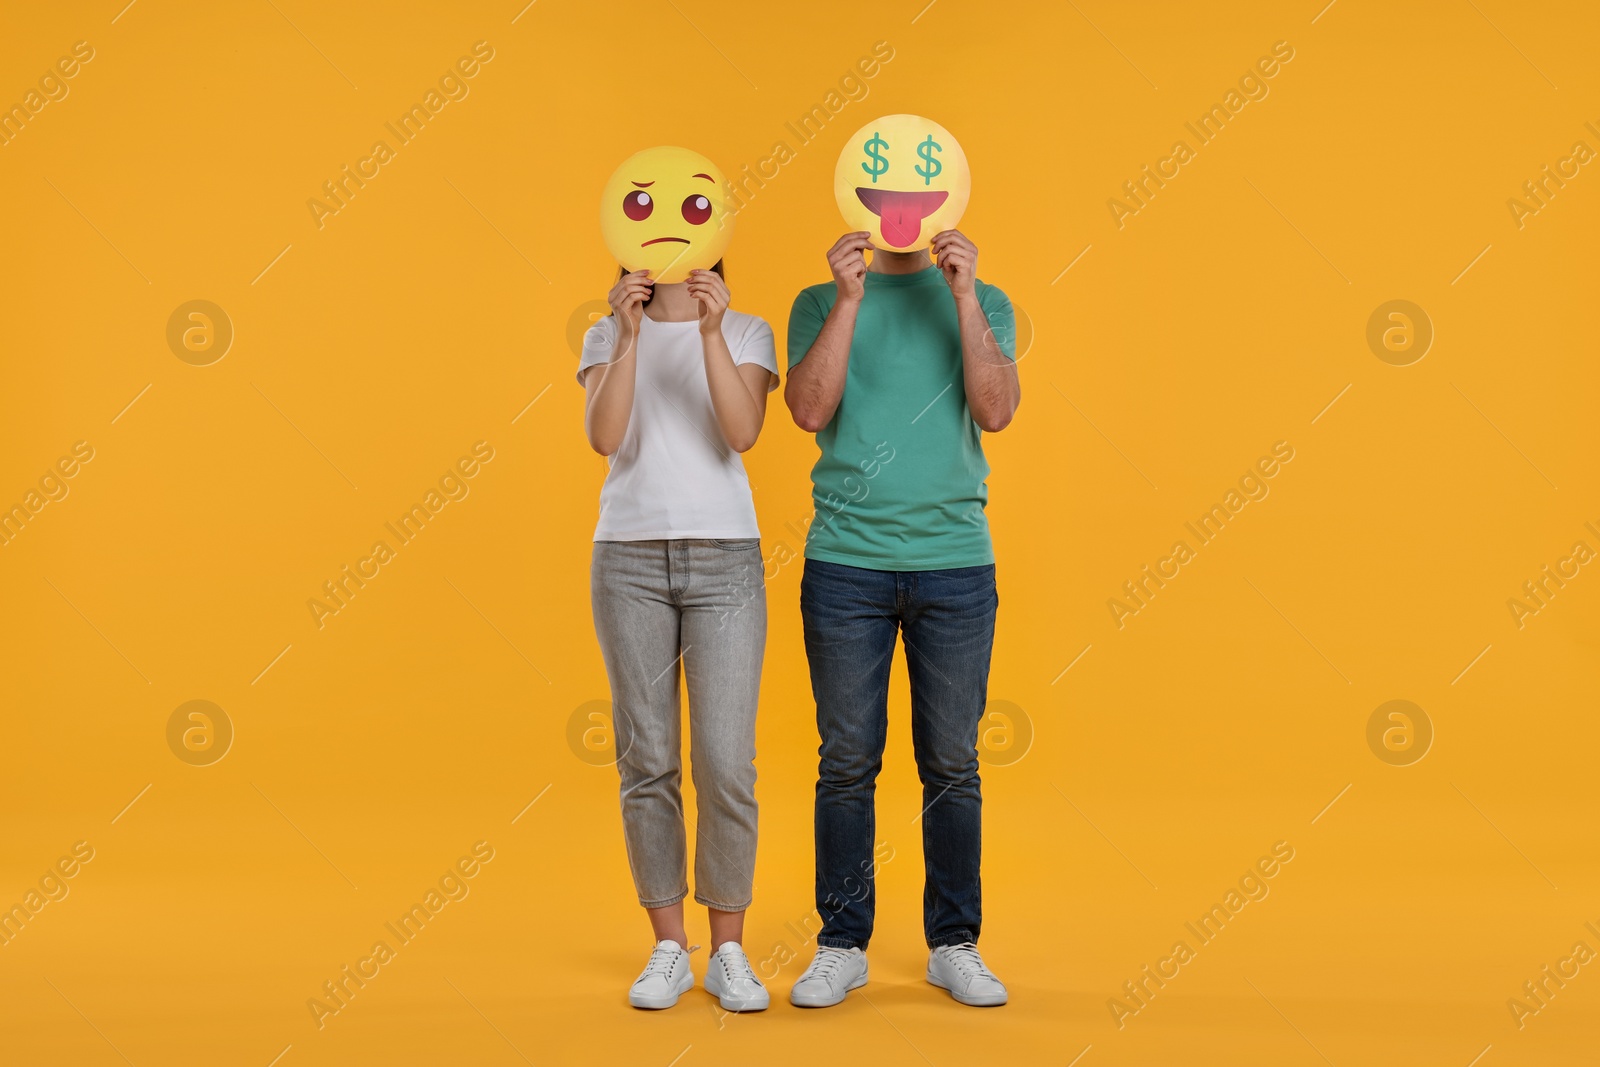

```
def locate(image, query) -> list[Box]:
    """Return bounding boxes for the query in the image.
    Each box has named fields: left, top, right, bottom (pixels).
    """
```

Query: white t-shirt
left=578, top=309, right=779, bottom=541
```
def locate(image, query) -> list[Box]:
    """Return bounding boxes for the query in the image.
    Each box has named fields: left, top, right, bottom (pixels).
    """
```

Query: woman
left=579, top=258, right=778, bottom=1012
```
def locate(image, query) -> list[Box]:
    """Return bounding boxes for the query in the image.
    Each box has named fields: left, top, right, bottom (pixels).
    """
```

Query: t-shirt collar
left=864, top=265, right=942, bottom=287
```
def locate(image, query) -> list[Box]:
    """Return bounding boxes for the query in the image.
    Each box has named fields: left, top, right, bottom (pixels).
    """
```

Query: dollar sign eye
left=623, top=191, right=653, bottom=221
left=861, top=132, right=890, bottom=183
left=681, top=194, right=712, bottom=225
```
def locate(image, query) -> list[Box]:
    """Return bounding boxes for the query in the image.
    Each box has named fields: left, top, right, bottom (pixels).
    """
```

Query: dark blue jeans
left=800, top=557, right=997, bottom=950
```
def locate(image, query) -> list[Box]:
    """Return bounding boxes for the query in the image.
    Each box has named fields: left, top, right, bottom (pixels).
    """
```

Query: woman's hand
left=607, top=269, right=652, bottom=350
left=689, top=269, right=730, bottom=336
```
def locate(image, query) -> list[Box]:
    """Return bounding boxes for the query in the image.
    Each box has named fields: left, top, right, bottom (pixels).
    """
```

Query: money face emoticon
left=834, top=114, right=970, bottom=251
left=600, top=146, right=734, bottom=284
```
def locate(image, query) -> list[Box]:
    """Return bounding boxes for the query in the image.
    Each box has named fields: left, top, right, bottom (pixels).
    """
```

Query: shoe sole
left=789, top=969, right=868, bottom=1008
left=927, top=972, right=1007, bottom=1007
left=630, top=975, right=694, bottom=1009
left=704, top=969, right=770, bottom=1012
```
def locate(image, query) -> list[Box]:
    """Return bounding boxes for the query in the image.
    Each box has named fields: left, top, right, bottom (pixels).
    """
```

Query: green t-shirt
left=786, top=266, right=1015, bottom=571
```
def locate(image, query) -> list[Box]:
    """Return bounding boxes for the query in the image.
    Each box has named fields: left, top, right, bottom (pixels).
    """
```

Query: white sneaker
left=703, top=942, right=770, bottom=1011
left=927, top=943, right=1008, bottom=1006
left=629, top=940, right=694, bottom=1009
left=789, top=946, right=869, bottom=1007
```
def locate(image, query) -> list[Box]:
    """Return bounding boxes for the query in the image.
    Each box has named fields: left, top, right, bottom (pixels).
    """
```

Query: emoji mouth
left=641, top=236, right=691, bottom=247
left=855, top=188, right=949, bottom=247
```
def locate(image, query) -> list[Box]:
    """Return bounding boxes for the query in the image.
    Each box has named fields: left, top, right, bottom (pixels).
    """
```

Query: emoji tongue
left=855, top=189, right=949, bottom=249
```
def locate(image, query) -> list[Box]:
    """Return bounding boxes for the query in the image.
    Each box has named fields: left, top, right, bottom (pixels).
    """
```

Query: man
left=784, top=226, right=1020, bottom=1008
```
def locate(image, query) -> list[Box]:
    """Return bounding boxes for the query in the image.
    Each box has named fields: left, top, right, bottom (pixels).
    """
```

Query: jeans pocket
left=709, top=538, right=760, bottom=551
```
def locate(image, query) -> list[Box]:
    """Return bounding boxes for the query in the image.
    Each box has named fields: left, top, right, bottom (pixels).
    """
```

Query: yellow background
left=2, top=1, right=1597, bottom=1065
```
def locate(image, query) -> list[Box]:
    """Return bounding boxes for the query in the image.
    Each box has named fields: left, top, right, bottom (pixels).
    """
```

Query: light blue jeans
left=591, top=539, right=765, bottom=910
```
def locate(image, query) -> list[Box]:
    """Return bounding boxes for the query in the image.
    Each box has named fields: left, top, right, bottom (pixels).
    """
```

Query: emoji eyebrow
left=692, top=173, right=714, bottom=182
left=630, top=181, right=654, bottom=188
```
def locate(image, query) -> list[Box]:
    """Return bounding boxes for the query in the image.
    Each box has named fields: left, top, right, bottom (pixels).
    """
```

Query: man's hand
left=932, top=230, right=977, bottom=301
left=828, top=232, right=872, bottom=304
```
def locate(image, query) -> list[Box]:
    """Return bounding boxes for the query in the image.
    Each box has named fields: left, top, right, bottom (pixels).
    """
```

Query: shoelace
left=641, top=944, right=684, bottom=980
left=804, top=947, right=851, bottom=982
left=943, top=943, right=992, bottom=980
left=717, top=948, right=759, bottom=986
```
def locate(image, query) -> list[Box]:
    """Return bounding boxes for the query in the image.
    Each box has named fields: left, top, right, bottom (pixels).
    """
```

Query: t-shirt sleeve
left=576, top=314, right=619, bottom=385
left=978, top=282, right=1018, bottom=362
left=786, top=287, right=827, bottom=371
left=734, top=315, right=781, bottom=392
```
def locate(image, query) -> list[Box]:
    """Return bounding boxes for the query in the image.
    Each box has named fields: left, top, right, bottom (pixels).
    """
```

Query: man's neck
left=868, top=248, right=931, bottom=275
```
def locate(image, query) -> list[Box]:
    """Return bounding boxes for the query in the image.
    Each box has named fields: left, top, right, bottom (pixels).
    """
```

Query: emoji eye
left=681, top=194, right=712, bottom=226
left=623, top=191, right=653, bottom=221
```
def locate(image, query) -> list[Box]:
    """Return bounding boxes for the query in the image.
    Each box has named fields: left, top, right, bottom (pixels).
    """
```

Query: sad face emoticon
left=600, top=145, right=734, bottom=283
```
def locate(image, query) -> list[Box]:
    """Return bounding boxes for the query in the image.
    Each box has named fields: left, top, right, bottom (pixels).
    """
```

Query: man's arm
left=933, top=231, right=1021, bottom=433
left=784, top=232, right=871, bottom=433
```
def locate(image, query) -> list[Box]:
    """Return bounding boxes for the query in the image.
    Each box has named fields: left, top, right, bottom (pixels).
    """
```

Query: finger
left=831, top=233, right=874, bottom=255
left=931, top=235, right=975, bottom=258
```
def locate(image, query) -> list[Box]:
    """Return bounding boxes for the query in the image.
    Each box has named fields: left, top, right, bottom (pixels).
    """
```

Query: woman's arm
left=582, top=270, right=652, bottom=455
left=690, top=269, right=773, bottom=453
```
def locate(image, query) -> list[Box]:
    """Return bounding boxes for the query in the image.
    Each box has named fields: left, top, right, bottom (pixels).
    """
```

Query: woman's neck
left=868, top=248, right=932, bottom=275
left=644, top=281, right=699, bottom=322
